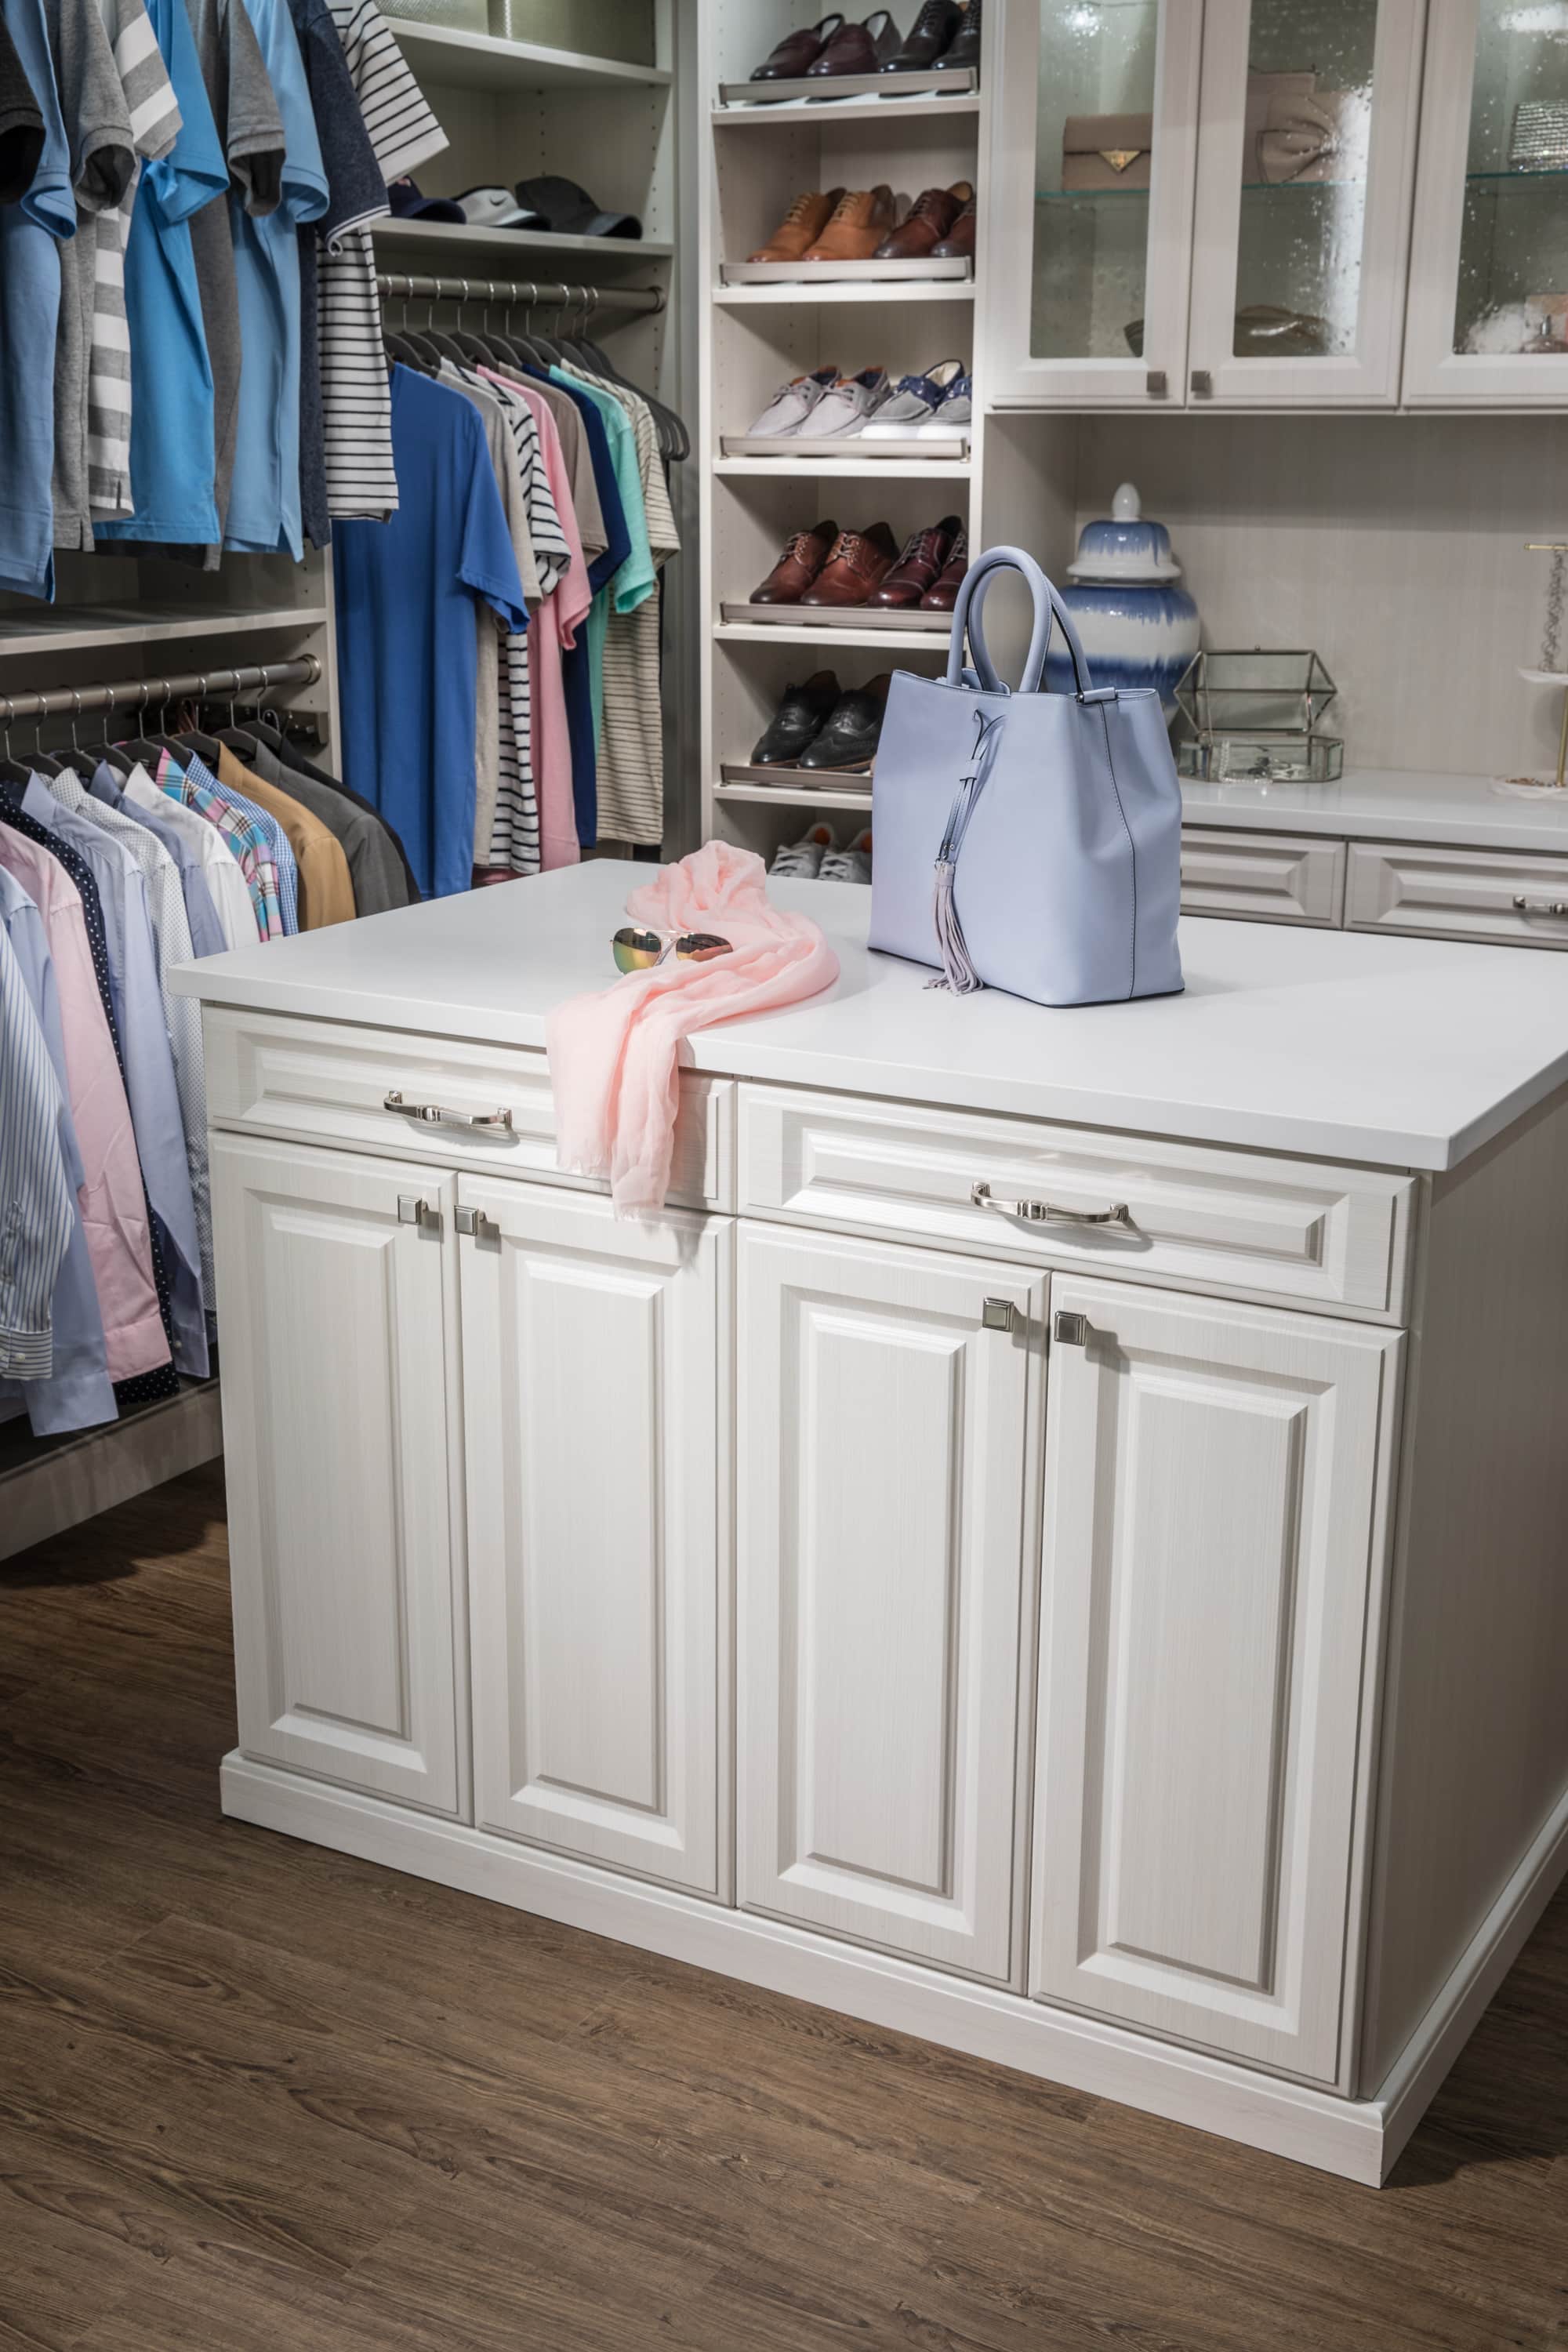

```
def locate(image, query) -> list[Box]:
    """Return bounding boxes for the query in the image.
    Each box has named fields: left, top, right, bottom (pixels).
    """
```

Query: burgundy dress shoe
left=750, top=520, right=839, bottom=604
left=919, top=528, right=968, bottom=609
left=751, top=13, right=844, bottom=78
left=939, top=0, right=981, bottom=69
left=800, top=521, right=899, bottom=605
left=880, top=0, right=960, bottom=68
left=873, top=181, right=971, bottom=260
left=931, top=192, right=976, bottom=260
left=805, top=9, right=899, bottom=75
left=866, top=515, right=961, bottom=607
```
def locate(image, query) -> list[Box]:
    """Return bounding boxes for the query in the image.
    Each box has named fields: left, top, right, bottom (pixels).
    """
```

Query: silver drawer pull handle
left=384, top=1088, right=514, bottom=1132
left=971, top=1180, right=1136, bottom=1234
left=1512, top=895, right=1568, bottom=916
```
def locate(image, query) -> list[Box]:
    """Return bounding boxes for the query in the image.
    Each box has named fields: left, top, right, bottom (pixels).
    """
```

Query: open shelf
left=720, top=601, right=949, bottom=633
left=373, top=217, right=673, bottom=271
left=0, top=602, right=329, bottom=660
left=388, top=18, right=670, bottom=92
left=717, top=66, right=975, bottom=106
left=713, top=92, right=980, bottom=129
left=717, top=619, right=948, bottom=650
left=715, top=455, right=971, bottom=480
left=715, top=775, right=873, bottom=811
left=714, top=278, right=975, bottom=307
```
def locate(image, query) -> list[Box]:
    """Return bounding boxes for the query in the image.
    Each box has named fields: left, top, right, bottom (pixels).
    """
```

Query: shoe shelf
left=716, top=65, right=975, bottom=107
left=720, top=428, right=967, bottom=460
left=720, top=601, right=951, bottom=633
left=715, top=622, right=949, bottom=653
left=713, top=278, right=975, bottom=307
left=387, top=19, right=670, bottom=93
left=716, top=771, right=875, bottom=811
left=712, top=91, right=980, bottom=129
left=715, top=456, right=971, bottom=481
left=721, top=255, right=971, bottom=286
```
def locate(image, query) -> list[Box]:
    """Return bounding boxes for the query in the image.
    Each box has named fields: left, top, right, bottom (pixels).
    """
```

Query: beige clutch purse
left=1061, top=112, right=1153, bottom=193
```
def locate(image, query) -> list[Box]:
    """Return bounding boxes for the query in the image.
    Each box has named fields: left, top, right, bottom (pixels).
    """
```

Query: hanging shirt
left=0, top=13, right=45, bottom=202
left=245, top=716, right=417, bottom=904
left=45, top=0, right=135, bottom=548
left=476, top=363, right=573, bottom=877
left=0, top=866, right=114, bottom=1430
left=214, top=737, right=353, bottom=925
left=528, top=365, right=626, bottom=851
left=521, top=382, right=589, bottom=873
left=596, top=382, right=679, bottom=847
left=439, top=362, right=532, bottom=875
left=93, top=0, right=226, bottom=545
left=0, top=884, right=74, bottom=1382
left=0, top=0, right=73, bottom=599
left=150, top=747, right=279, bottom=938
left=99, top=768, right=227, bottom=957
left=333, top=364, right=527, bottom=901
left=118, top=756, right=255, bottom=946
left=229, top=728, right=391, bottom=915
left=86, top=0, right=181, bottom=519
left=322, top=0, right=445, bottom=520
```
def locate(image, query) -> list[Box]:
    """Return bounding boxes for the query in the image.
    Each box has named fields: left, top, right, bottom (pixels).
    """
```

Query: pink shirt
left=477, top=367, right=590, bottom=872
left=0, top=831, right=169, bottom=1382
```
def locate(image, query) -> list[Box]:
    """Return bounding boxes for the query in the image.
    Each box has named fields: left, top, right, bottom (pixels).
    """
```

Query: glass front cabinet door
left=987, top=0, right=1204, bottom=406
left=1403, top=0, right=1568, bottom=404
left=1186, top=0, right=1425, bottom=405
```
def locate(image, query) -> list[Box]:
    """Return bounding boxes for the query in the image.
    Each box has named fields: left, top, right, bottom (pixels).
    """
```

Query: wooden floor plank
left=3, top=1462, right=1566, bottom=2352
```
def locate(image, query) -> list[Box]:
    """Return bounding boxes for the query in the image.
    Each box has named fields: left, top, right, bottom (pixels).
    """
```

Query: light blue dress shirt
left=0, top=866, right=115, bottom=1433
left=0, top=908, right=74, bottom=1381
left=98, top=769, right=228, bottom=960
left=0, top=0, right=74, bottom=601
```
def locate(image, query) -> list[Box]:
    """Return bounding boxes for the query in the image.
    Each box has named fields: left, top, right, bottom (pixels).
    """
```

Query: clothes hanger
left=28, top=688, right=77, bottom=777
left=0, top=695, right=38, bottom=787
left=117, top=678, right=176, bottom=770
left=570, top=282, right=689, bottom=460
left=383, top=276, right=440, bottom=375
left=443, top=278, right=499, bottom=368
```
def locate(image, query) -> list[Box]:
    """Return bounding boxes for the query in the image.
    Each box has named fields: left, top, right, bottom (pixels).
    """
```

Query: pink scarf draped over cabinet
left=547, top=843, right=839, bottom=1214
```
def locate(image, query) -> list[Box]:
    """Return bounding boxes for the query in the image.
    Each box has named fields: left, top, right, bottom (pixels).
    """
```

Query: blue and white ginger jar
left=1045, top=482, right=1200, bottom=716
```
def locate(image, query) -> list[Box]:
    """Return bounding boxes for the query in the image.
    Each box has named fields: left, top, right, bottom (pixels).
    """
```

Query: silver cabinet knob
left=1054, top=1311, right=1088, bottom=1345
left=1145, top=368, right=1167, bottom=398
left=1190, top=368, right=1214, bottom=397
left=397, top=1194, right=440, bottom=1230
left=982, top=1298, right=1018, bottom=1333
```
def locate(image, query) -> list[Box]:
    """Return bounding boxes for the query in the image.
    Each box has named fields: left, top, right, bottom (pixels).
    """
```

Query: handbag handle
left=946, top=545, right=1095, bottom=699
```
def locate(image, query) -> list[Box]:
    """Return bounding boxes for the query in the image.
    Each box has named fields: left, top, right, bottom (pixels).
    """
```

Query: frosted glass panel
left=1453, top=0, right=1568, bottom=357
left=1230, top=1, right=1377, bottom=360
left=1030, top=1, right=1160, bottom=362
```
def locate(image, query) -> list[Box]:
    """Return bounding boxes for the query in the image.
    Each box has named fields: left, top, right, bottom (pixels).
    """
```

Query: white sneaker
left=859, top=359, right=965, bottom=438
left=819, top=826, right=872, bottom=883
left=771, top=822, right=837, bottom=877
left=746, top=367, right=839, bottom=437
left=793, top=368, right=890, bottom=439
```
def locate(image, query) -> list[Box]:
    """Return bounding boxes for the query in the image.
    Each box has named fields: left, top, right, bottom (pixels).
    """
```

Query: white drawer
left=1181, top=828, right=1345, bottom=927
left=739, top=1086, right=1415, bottom=1319
left=202, top=1007, right=735, bottom=1211
left=1345, top=840, right=1568, bottom=949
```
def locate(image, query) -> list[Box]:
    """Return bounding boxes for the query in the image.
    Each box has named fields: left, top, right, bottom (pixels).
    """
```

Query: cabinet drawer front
left=203, top=1007, right=734, bottom=1210
left=740, top=1087, right=1414, bottom=1320
left=1345, top=842, right=1568, bottom=949
left=1181, top=829, right=1345, bottom=926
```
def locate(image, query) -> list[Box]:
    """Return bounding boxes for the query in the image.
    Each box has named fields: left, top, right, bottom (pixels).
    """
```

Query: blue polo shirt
left=96, top=0, right=227, bottom=546
left=223, top=0, right=326, bottom=557
left=0, top=0, right=73, bottom=600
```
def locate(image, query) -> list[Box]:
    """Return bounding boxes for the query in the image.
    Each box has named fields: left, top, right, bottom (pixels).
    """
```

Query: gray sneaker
left=746, top=366, right=839, bottom=437
left=818, top=827, right=872, bottom=883
left=770, top=821, right=837, bottom=877
left=859, top=359, right=965, bottom=437
left=794, top=367, right=890, bottom=438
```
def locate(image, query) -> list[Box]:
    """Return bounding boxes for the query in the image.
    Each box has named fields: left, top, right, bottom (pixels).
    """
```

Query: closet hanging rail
left=375, top=270, right=665, bottom=319
left=0, top=655, right=321, bottom=728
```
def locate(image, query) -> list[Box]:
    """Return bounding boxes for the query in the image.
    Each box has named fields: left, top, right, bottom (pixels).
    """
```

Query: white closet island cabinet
left=174, top=862, right=1568, bottom=2187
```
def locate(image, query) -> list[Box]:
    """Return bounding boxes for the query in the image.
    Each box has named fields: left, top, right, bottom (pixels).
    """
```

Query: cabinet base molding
left=219, top=1753, right=1439, bottom=2187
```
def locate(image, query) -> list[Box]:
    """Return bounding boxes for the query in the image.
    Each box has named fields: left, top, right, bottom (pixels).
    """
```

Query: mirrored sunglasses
left=612, top=927, right=734, bottom=975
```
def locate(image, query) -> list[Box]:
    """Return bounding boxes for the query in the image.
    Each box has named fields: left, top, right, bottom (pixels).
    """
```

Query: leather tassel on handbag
left=868, top=545, right=1184, bottom=1008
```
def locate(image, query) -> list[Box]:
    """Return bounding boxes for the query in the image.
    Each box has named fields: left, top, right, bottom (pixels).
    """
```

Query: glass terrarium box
left=1174, top=650, right=1345, bottom=781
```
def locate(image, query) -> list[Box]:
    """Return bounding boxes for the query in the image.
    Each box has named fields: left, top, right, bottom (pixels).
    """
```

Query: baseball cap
left=454, top=186, right=546, bottom=230
left=512, top=174, right=642, bottom=239
left=387, top=176, right=465, bottom=223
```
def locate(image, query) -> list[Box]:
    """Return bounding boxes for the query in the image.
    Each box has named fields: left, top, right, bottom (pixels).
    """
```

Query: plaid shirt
left=158, top=750, right=292, bottom=940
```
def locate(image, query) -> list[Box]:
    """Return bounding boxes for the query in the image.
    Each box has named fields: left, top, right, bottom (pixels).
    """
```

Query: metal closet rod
left=376, top=270, right=665, bottom=318
left=0, top=655, right=321, bottom=727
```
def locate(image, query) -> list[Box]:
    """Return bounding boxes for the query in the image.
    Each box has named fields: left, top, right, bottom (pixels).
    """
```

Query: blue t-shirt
left=0, top=0, right=73, bottom=600
left=223, top=0, right=326, bottom=559
left=333, top=367, right=528, bottom=902
left=96, top=0, right=227, bottom=546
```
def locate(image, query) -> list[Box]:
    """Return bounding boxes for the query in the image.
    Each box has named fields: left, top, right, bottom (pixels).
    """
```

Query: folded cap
left=512, top=173, right=641, bottom=239
left=387, top=176, right=465, bottom=223
left=455, top=185, right=546, bottom=230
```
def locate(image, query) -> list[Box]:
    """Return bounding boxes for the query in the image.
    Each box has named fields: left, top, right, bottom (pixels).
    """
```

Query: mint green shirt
left=550, top=365, right=653, bottom=740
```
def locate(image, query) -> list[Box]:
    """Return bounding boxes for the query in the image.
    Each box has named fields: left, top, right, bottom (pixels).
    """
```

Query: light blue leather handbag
left=868, top=546, right=1184, bottom=1007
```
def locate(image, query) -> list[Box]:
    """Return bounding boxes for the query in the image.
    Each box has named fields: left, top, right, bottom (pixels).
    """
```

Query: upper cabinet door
left=1187, top=0, right=1425, bottom=406
left=985, top=0, right=1203, bottom=408
left=1403, top=0, right=1568, bottom=404
left=459, top=1177, right=728, bottom=1897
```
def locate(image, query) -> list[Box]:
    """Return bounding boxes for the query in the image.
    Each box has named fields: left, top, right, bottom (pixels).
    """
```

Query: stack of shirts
left=0, top=720, right=414, bottom=1437
left=0, top=0, right=443, bottom=594
left=332, top=344, right=681, bottom=898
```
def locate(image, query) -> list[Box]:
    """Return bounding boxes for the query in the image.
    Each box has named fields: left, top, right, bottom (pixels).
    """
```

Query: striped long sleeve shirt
left=0, top=903, right=76, bottom=1381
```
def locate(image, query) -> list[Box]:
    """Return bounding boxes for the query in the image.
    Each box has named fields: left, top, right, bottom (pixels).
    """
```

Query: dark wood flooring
left=2, top=1463, right=1565, bottom=2351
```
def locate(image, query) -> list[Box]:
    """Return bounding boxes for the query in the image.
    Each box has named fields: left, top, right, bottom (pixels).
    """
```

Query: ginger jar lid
left=1067, top=481, right=1182, bottom=583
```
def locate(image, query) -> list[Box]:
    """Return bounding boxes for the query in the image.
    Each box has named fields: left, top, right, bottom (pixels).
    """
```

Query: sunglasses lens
left=612, top=927, right=664, bottom=973
left=675, top=933, right=733, bottom=963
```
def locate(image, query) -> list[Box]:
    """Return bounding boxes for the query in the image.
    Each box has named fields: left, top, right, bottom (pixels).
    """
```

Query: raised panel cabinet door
left=1033, top=1277, right=1402, bottom=2085
left=738, top=1223, right=1045, bottom=1983
left=459, top=1178, right=728, bottom=1896
left=209, top=1134, right=462, bottom=1814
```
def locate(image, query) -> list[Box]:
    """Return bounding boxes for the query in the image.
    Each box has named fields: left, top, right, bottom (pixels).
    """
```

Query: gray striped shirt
left=0, top=895, right=75, bottom=1382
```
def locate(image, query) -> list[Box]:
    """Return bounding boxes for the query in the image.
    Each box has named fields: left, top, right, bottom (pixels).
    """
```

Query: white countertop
left=1181, top=768, right=1568, bottom=854
left=172, top=860, right=1568, bottom=1173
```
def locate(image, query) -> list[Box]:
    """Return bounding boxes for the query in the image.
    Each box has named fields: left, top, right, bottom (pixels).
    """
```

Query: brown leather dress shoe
left=803, top=185, right=896, bottom=261
left=873, top=181, right=972, bottom=260
left=750, top=13, right=844, bottom=78
left=931, top=193, right=976, bottom=260
left=749, top=189, right=844, bottom=263
left=866, top=515, right=961, bottom=608
left=750, top=520, right=839, bottom=604
left=880, top=0, right=960, bottom=69
left=920, top=528, right=968, bottom=610
left=804, top=9, right=898, bottom=73
left=800, top=521, right=898, bottom=606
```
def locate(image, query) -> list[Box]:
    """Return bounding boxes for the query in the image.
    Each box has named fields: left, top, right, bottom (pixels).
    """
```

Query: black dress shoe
left=880, top=0, right=960, bottom=70
left=751, top=671, right=840, bottom=765
left=941, top=0, right=981, bottom=70
left=798, top=673, right=891, bottom=769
